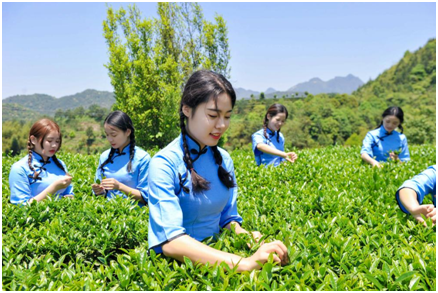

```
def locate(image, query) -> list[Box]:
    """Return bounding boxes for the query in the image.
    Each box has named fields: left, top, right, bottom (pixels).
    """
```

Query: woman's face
left=183, top=93, right=232, bottom=149
left=31, top=131, right=61, bottom=161
left=104, top=123, right=131, bottom=151
left=382, top=115, right=401, bottom=133
left=267, top=112, right=287, bottom=132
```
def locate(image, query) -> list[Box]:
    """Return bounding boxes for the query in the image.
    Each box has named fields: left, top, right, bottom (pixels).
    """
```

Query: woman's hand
left=371, top=161, right=383, bottom=168
left=283, top=152, right=298, bottom=163
left=245, top=231, right=264, bottom=249
left=101, top=178, right=120, bottom=190
left=242, top=240, right=289, bottom=270
left=425, top=205, right=436, bottom=226
left=91, top=183, right=105, bottom=195
left=251, top=231, right=263, bottom=243
left=52, top=175, right=72, bottom=191
left=410, top=204, right=436, bottom=226
left=389, top=152, right=399, bottom=161
left=225, top=222, right=264, bottom=248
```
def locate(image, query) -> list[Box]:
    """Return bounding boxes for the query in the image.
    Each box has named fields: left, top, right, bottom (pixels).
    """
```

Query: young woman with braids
left=360, top=106, right=410, bottom=168
left=251, top=103, right=297, bottom=167
left=9, top=118, right=73, bottom=205
left=91, top=111, right=150, bottom=207
left=147, top=70, right=288, bottom=272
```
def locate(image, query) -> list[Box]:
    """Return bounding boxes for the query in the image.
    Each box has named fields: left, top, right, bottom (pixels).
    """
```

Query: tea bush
left=2, top=145, right=436, bottom=290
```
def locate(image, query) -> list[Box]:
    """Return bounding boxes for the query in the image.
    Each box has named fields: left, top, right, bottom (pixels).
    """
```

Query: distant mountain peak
left=288, top=74, right=364, bottom=95
left=235, top=74, right=364, bottom=99
left=265, top=87, right=276, bottom=94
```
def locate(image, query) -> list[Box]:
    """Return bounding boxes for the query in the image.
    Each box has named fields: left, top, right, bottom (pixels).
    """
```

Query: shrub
left=2, top=145, right=436, bottom=290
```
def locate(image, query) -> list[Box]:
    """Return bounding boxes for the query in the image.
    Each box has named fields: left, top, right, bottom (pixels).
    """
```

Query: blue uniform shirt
left=95, top=144, right=150, bottom=207
left=9, top=151, right=73, bottom=205
left=360, top=125, right=410, bottom=162
left=148, top=134, right=243, bottom=253
left=396, top=165, right=436, bottom=214
left=252, top=128, right=285, bottom=166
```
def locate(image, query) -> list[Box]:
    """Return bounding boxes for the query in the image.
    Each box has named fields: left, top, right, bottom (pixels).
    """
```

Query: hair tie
left=190, top=168, right=194, bottom=172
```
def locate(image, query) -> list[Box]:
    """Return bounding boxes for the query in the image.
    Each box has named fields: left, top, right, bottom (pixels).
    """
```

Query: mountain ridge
left=236, top=74, right=364, bottom=99
left=2, top=89, right=115, bottom=120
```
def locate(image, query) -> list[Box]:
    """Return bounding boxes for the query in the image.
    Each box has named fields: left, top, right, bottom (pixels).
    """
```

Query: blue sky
left=2, top=1, right=436, bottom=98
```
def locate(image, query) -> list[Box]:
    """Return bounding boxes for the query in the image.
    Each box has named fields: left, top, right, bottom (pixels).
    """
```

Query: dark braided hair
left=180, top=70, right=236, bottom=193
left=263, top=104, right=288, bottom=143
left=375, top=106, right=404, bottom=133
left=27, top=118, right=66, bottom=179
left=99, top=111, right=136, bottom=174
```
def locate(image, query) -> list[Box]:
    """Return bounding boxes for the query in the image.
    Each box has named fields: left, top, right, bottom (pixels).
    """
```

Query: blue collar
left=31, top=151, right=52, bottom=164
left=180, top=133, right=208, bottom=161
left=115, top=143, right=131, bottom=155
left=379, top=125, right=393, bottom=137
left=266, top=128, right=276, bottom=137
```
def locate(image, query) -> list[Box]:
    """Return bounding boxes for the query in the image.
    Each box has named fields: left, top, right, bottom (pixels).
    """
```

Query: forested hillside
left=2, top=39, right=435, bottom=155
left=2, top=106, right=111, bottom=156
left=2, top=89, right=114, bottom=117
left=226, top=39, right=436, bottom=151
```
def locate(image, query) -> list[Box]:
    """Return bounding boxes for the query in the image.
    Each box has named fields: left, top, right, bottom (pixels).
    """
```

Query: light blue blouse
left=251, top=128, right=285, bottom=167
left=148, top=134, right=243, bottom=253
left=360, top=125, right=410, bottom=162
left=9, top=151, right=73, bottom=205
left=396, top=165, right=436, bottom=214
left=95, top=144, right=150, bottom=207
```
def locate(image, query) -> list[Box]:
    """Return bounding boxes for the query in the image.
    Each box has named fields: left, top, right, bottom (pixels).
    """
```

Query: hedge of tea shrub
left=2, top=145, right=436, bottom=290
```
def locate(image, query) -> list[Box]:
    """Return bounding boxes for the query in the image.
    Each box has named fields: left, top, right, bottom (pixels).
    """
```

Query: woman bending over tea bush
left=396, top=165, right=436, bottom=226
left=92, top=111, right=150, bottom=207
left=9, top=118, right=74, bottom=205
left=361, top=106, right=410, bottom=168
left=251, top=103, right=297, bottom=167
left=147, top=70, right=288, bottom=272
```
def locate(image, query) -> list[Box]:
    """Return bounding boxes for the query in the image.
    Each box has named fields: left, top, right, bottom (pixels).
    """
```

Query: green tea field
left=2, top=145, right=436, bottom=290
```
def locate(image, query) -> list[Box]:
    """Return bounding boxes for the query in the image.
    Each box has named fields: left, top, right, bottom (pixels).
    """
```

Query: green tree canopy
left=103, top=3, right=231, bottom=149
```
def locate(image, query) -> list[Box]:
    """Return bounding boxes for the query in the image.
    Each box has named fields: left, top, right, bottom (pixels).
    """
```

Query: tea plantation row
left=2, top=145, right=436, bottom=290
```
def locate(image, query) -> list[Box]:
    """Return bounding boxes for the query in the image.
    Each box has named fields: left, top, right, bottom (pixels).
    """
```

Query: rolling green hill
left=226, top=38, right=436, bottom=150
left=355, top=38, right=436, bottom=98
left=2, top=89, right=115, bottom=119
left=2, top=103, right=44, bottom=122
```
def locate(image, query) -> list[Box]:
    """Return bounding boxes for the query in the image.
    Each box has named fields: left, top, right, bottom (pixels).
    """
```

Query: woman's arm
left=162, top=235, right=288, bottom=272
left=398, top=188, right=435, bottom=225
left=360, top=153, right=382, bottom=168
left=30, top=175, right=73, bottom=203
left=101, top=178, right=146, bottom=204
left=360, top=132, right=382, bottom=167
left=9, top=164, right=72, bottom=204
left=256, top=143, right=297, bottom=163
left=117, top=182, right=146, bottom=204
left=398, top=135, right=410, bottom=162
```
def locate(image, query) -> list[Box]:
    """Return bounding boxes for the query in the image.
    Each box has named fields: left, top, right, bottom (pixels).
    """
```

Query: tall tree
left=103, top=3, right=231, bottom=148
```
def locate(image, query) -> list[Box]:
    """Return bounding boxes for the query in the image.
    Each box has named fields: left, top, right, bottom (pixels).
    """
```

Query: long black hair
left=375, top=106, right=404, bottom=133
left=99, top=110, right=136, bottom=173
left=263, top=103, right=288, bottom=143
left=180, top=70, right=236, bottom=193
